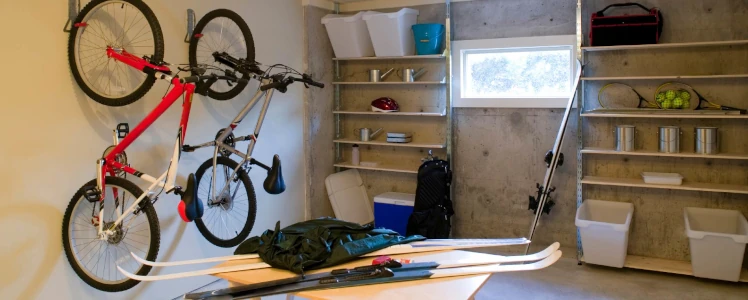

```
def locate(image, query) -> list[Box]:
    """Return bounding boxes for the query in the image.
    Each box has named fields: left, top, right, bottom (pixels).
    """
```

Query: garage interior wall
left=304, top=0, right=748, bottom=263
left=0, top=0, right=305, bottom=299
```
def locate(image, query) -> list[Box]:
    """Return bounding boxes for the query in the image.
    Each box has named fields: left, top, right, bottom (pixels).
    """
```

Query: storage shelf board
left=334, top=138, right=445, bottom=149
left=581, top=176, right=748, bottom=194
left=333, top=110, right=446, bottom=117
left=581, top=74, right=748, bottom=81
left=332, top=81, right=446, bottom=85
left=333, top=54, right=446, bottom=61
left=334, top=161, right=418, bottom=174
left=583, top=256, right=748, bottom=282
left=581, top=113, right=748, bottom=119
left=582, top=40, right=748, bottom=52
left=581, top=148, right=748, bottom=160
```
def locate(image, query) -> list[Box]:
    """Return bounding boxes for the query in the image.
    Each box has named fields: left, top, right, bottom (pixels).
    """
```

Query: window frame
left=453, top=35, right=578, bottom=108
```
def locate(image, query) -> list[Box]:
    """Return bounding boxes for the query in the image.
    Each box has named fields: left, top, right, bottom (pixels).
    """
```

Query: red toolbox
left=590, top=3, right=663, bottom=46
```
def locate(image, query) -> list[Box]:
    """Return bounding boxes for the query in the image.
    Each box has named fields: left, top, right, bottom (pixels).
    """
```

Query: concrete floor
left=476, top=257, right=748, bottom=300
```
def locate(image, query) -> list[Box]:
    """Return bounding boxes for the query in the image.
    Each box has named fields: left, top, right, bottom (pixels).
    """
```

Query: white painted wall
left=0, top=0, right=305, bottom=299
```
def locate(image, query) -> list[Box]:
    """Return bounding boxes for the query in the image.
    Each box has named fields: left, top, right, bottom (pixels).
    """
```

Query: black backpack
left=406, top=159, right=453, bottom=238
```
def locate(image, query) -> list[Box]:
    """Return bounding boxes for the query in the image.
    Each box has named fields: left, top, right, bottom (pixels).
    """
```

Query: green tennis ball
left=656, top=92, right=666, bottom=103
left=665, top=90, right=676, bottom=100
left=682, top=100, right=690, bottom=109
left=673, top=97, right=684, bottom=109
left=680, top=90, right=691, bottom=101
left=661, top=99, right=674, bottom=109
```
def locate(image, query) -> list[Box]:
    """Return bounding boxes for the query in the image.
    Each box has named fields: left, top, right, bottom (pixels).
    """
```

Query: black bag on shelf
left=590, top=3, right=663, bottom=46
left=406, top=159, right=454, bottom=238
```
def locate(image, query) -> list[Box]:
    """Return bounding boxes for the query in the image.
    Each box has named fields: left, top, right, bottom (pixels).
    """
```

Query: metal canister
left=658, top=126, right=681, bottom=153
left=695, top=127, right=719, bottom=155
left=615, top=125, right=635, bottom=152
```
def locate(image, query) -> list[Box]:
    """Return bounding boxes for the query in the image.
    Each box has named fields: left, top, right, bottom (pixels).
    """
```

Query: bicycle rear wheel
left=189, top=9, right=255, bottom=101
left=68, top=0, right=164, bottom=106
left=62, top=177, right=160, bottom=292
left=194, top=157, right=257, bottom=247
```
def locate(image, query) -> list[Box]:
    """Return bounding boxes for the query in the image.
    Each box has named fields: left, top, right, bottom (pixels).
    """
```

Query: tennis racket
left=656, top=82, right=746, bottom=113
left=598, top=83, right=660, bottom=109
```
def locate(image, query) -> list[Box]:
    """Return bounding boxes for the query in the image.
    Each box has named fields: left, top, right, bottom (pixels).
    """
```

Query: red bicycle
left=63, top=0, right=323, bottom=292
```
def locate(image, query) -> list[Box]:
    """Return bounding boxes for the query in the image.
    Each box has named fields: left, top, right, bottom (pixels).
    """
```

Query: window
left=453, top=35, right=577, bottom=108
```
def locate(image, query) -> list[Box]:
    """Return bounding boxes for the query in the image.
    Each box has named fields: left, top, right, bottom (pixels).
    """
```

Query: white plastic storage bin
left=321, top=12, right=377, bottom=58
left=373, top=192, right=415, bottom=236
left=684, top=207, right=748, bottom=282
left=576, top=200, right=634, bottom=268
left=363, top=8, right=419, bottom=57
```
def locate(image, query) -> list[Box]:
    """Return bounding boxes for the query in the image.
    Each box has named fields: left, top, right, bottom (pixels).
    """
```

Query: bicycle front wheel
left=195, top=157, right=257, bottom=247
left=189, top=9, right=255, bottom=101
left=62, top=177, right=160, bottom=292
left=68, top=0, right=164, bottom=106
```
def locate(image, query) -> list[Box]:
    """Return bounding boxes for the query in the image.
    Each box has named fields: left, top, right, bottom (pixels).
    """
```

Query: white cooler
left=576, top=200, right=634, bottom=268
left=321, top=12, right=377, bottom=58
left=363, top=8, right=419, bottom=57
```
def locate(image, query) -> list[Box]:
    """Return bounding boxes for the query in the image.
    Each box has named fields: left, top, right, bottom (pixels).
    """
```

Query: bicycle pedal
left=182, top=145, right=196, bottom=152
left=84, top=186, right=101, bottom=202
left=117, top=123, right=130, bottom=139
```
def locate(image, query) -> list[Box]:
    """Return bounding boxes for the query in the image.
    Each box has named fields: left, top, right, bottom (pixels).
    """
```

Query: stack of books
left=387, top=132, right=412, bottom=143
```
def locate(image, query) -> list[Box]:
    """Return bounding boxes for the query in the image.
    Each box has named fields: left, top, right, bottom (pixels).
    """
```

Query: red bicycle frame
left=94, top=48, right=195, bottom=234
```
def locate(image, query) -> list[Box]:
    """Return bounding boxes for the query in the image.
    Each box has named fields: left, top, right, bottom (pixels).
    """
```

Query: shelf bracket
left=184, top=9, right=196, bottom=43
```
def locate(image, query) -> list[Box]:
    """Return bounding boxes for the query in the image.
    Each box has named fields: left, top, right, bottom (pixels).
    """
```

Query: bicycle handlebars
left=259, top=74, right=324, bottom=92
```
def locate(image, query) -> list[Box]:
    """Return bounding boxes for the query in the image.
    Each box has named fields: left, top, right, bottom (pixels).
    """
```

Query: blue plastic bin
left=412, top=24, right=445, bottom=55
left=374, top=192, right=415, bottom=236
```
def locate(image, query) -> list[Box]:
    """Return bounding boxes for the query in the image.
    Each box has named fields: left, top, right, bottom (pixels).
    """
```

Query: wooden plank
left=333, top=54, right=446, bottom=61
left=582, top=113, right=748, bottom=119
left=334, top=161, right=418, bottom=174
left=581, top=148, right=748, bottom=160
left=334, top=110, right=446, bottom=117
left=335, top=138, right=445, bottom=149
left=581, top=176, right=748, bottom=194
left=581, top=74, right=748, bottom=81
left=622, top=255, right=748, bottom=282
left=582, top=40, right=748, bottom=52
left=333, top=81, right=446, bottom=85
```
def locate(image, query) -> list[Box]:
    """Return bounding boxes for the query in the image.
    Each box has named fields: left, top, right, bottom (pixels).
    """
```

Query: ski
left=120, top=238, right=533, bottom=282
left=525, top=59, right=583, bottom=254
left=184, top=250, right=562, bottom=299
left=132, top=238, right=530, bottom=267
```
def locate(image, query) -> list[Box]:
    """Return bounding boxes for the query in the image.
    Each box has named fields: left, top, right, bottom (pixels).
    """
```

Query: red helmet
left=371, top=97, right=399, bottom=112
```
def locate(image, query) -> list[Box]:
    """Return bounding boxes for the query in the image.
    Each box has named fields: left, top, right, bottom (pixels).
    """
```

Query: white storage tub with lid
left=363, top=8, right=419, bottom=57
left=321, top=11, right=378, bottom=58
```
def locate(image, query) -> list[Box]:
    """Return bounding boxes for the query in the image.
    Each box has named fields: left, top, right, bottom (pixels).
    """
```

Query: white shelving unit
left=575, top=0, right=748, bottom=281
left=334, top=110, right=446, bottom=117
left=331, top=1, right=454, bottom=176
left=581, top=148, right=748, bottom=160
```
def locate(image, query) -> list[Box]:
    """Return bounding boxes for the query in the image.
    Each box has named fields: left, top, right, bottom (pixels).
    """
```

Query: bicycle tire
left=189, top=9, right=255, bottom=101
left=62, top=177, right=160, bottom=292
left=194, top=156, right=257, bottom=248
left=68, top=0, right=165, bottom=106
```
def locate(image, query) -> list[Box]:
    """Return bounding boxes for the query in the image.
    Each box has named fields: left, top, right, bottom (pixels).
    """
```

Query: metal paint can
left=658, top=126, right=681, bottom=153
left=615, top=125, right=635, bottom=152
left=695, top=127, right=719, bottom=155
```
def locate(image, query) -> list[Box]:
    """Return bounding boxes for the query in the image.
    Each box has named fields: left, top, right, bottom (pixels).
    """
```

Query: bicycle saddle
left=263, top=155, right=286, bottom=195
left=178, top=174, right=204, bottom=222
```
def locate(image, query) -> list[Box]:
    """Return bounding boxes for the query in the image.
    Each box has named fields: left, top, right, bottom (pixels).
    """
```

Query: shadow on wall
left=0, top=204, right=62, bottom=299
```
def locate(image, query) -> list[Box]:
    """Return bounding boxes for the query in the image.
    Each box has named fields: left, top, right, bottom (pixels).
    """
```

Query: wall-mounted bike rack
left=185, top=9, right=196, bottom=43
left=63, top=0, right=80, bottom=33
